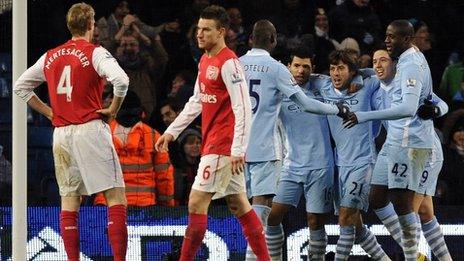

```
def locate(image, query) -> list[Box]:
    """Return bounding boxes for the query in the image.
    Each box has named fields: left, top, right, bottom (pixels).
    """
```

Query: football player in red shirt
left=14, top=3, right=129, bottom=260
left=156, top=5, right=270, bottom=261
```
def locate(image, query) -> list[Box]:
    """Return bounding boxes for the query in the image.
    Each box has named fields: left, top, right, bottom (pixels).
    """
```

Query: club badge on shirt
left=206, top=65, right=219, bottom=80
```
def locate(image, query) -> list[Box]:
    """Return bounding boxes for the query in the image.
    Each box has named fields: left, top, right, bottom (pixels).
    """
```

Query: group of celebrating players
left=13, top=2, right=453, bottom=261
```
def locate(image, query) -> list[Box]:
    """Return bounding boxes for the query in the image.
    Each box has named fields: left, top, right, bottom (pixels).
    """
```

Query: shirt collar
left=398, top=46, right=417, bottom=61
left=245, top=48, right=270, bottom=56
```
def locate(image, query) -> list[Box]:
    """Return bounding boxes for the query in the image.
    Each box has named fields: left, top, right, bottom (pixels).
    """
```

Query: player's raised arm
left=278, top=66, right=349, bottom=117
left=348, top=63, right=423, bottom=126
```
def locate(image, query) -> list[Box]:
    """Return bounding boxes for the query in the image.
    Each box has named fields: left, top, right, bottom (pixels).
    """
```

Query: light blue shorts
left=245, top=160, right=281, bottom=198
left=334, top=163, right=373, bottom=212
left=273, top=167, right=334, bottom=214
left=371, top=144, right=389, bottom=187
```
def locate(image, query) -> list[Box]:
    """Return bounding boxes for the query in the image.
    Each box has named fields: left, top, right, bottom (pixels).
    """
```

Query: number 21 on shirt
left=57, top=65, right=73, bottom=102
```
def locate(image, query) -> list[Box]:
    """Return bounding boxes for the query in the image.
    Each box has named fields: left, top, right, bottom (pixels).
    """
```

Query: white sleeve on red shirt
left=13, top=54, right=46, bottom=102
left=92, top=46, right=129, bottom=97
left=164, top=77, right=202, bottom=140
left=221, top=58, right=252, bottom=157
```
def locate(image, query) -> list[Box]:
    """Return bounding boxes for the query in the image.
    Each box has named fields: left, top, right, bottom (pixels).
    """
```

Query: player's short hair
left=328, top=49, right=359, bottom=72
left=200, top=5, right=230, bottom=29
left=66, top=3, right=95, bottom=37
left=252, top=20, right=276, bottom=49
left=289, top=46, right=313, bottom=64
left=389, top=19, right=414, bottom=37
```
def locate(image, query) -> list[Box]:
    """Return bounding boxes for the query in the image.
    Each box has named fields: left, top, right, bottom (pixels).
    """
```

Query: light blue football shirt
left=357, top=47, right=434, bottom=148
left=280, top=74, right=334, bottom=170
left=317, top=73, right=380, bottom=166
left=240, top=48, right=300, bottom=162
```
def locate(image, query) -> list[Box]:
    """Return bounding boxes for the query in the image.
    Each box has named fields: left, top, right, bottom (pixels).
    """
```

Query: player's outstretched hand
left=417, top=99, right=439, bottom=120
left=230, top=156, right=245, bottom=175
left=155, top=133, right=174, bottom=152
left=343, top=112, right=359, bottom=129
left=336, top=102, right=351, bottom=120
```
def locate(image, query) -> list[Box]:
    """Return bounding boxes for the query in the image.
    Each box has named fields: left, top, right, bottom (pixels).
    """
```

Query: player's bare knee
left=338, top=208, right=359, bottom=226
left=252, top=195, right=273, bottom=207
left=307, top=213, right=325, bottom=230
left=103, top=187, right=127, bottom=207
left=61, top=196, right=81, bottom=211
left=390, top=189, right=414, bottom=214
left=369, top=185, right=390, bottom=209
left=267, top=205, right=286, bottom=226
left=418, top=201, right=434, bottom=223
left=226, top=193, right=251, bottom=216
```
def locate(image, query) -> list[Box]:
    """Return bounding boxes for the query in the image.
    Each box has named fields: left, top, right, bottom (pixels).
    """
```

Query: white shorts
left=376, top=144, right=432, bottom=192
left=191, top=154, right=246, bottom=200
left=53, top=120, right=124, bottom=196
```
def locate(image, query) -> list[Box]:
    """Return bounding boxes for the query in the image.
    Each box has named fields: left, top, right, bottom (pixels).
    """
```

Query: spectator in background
left=97, top=1, right=161, bottom=53
left=94, top=90, right=175, bottom=207
left=92, top=23, right=101, bottom=45
left=160, top=99, right=182, bottom=129
left=409, top=18, right=432, bottom=53
left=167, top=70, right=195, bottom=106
left=439, top=111, right=464, bottom=205
left=226, top=7, right=248, bottom=48
left=313, top=7, right=340, bottom=74
left=338, top=38, right=372, bottom=69
left=225, top=28, right=248, bottom=57
left=173, top=128, right=202, bottom=205
left=439, top=48, right=464, bottom=108
left=329, top=0, right=381, bottom=55
left=116, top=33, right=168, bottom=117
left=0, top=144, right=11, bottom=205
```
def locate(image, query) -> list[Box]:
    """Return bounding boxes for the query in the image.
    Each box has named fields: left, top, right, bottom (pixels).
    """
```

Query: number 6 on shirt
left=57, top=65, right=73, bottom=102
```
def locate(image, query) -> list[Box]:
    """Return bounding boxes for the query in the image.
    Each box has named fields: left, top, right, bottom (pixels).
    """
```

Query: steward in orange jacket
left=94, top=90, right=174, bottom=206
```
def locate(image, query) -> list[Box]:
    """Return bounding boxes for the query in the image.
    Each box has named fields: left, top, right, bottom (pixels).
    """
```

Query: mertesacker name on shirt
left=45, top=48, right=90, bottom=69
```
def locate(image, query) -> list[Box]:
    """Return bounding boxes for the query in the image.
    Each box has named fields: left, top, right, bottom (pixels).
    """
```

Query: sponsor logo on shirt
left=287, top=104, right=302, bottom=113
left=200, top=82, right=218, bottom=103
left=206, top=65, right=219, bottom=80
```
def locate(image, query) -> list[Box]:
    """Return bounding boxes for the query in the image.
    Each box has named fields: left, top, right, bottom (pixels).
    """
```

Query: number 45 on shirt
left=57, top=65, right=73, bottom=102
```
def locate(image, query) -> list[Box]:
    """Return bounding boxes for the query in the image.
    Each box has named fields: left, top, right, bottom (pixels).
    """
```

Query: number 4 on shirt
left=57, top=65, right=73, bottom=102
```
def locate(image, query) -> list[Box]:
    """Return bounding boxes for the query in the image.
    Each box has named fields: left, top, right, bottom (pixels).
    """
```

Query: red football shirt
left=44, top=39, right=104, bottom=127
left=164, top=47, right=251, bottom=157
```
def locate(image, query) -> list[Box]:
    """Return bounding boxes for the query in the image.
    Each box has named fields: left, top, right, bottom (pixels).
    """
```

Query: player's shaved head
left=252, top=20, right=277, bottom=52
left=385, top=19, right=414, bottom=59
left=389, top=19, right=414, bottom=37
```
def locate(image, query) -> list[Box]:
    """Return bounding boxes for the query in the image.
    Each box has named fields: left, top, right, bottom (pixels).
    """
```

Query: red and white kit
left=165, top=47, right=251, bottom=198
left=14, top=39, right=129, bottom=196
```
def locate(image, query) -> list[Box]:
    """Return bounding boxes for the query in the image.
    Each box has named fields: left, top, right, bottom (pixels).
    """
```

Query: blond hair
left=66, top=3, right=95, bottom=36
